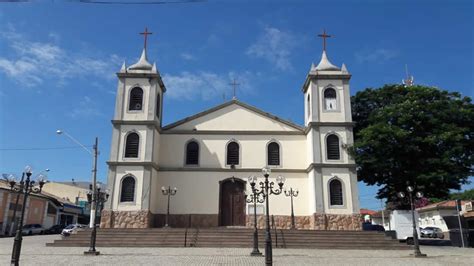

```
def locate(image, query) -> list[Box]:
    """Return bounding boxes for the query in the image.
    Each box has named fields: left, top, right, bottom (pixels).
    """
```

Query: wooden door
left=220, top=179, right=245, bottom=226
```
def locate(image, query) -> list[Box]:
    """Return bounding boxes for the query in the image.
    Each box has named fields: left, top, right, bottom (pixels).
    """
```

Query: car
left=420, top=226, right=444, bottom=239
left=22, top=224, right=45, bottom=235
left=45, top=224, right=65, bottom=234
left=61, top=224, right=85, bottom=237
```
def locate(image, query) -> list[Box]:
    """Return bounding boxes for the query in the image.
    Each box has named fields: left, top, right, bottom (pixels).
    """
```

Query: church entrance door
left=219, top=178, right=245, bottom=226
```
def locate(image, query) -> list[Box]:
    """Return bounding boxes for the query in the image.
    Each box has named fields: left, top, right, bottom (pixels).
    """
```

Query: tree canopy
left=350, top=84, right=474, bottom=205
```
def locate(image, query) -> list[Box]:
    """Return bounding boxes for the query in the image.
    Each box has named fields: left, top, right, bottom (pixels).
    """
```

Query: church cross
left=317, top=29, right=332, bottom=51
left=140, top=27, right=153, bottom=50
left=229, top=78, right=240, bottom=99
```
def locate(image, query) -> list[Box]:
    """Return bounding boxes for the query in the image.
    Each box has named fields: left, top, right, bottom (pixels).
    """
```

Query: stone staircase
left=46, top=228, right=409, bottom=250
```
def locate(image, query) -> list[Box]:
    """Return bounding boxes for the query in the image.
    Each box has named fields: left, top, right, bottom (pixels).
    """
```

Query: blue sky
left=0, top=0, right=472, bottom=210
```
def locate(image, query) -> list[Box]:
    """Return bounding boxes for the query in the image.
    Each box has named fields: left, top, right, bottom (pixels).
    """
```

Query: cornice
left=301, top=73, right=352, bottom=93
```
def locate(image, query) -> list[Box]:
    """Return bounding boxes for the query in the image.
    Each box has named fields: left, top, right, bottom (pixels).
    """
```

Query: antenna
left=402, top=64, right=414, bottom=87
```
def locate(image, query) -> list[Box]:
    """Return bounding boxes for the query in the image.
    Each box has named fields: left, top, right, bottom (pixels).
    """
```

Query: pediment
left=163, top=100, right=303, bottom=132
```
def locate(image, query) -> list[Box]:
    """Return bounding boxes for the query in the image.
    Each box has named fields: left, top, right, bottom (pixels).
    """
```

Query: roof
left=313, top=51, right=340, bottom=71
left=0, top=179, right=75, bottom=207
left=371, top=210, right=390, bottom=219
left=416, top=200, right=468, bottom=212
left=360, top=208, right=377, bottom=216
left=57, top=181, right=106, bottom=190
left=128, top=48, right=153, bottom=70
left=162, top=99, right=305, bottom=132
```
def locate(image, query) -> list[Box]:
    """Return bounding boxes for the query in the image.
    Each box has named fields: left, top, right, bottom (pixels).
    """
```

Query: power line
left=76, top=0, right=205, bottom=5
left=0, top=146, right=93, bottom=151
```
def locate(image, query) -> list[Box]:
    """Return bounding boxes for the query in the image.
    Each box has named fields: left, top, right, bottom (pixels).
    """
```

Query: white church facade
left=101, top=41, right=361, bottom=230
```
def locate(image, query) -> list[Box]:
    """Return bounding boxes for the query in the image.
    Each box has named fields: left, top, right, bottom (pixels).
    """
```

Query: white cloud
left=163, top=71, right=257, bottom=101
left=0, top=26, right=122, bottom=87
left=246, top=26, right=296, bottom=71
left=67, top=96, right=105, bottom=118
left=180, top=53, right=196, bottom=61
left=355, top=48, right=399, bottom=63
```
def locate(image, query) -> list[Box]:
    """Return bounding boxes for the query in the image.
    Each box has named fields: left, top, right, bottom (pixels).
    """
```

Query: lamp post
left=245, top=187, right=265, bottom=256
left=84, top=183, right=109, bottom=255
left=248, top=167, right=285, bottom=266
left=397, top=186, right=426, bottom=258
left=56, top=130, right=98, bottom=229
left=161, top=186, right=177, bottom=227
left=284, top=187, right=299, bottom=230
left=5, top=166, right=47, bottom=266
left=3, top=169, right=49, bottom=236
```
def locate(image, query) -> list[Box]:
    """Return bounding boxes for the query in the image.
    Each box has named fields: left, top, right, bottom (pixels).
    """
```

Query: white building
left=417, top=200, right=468, bottom=233
left=102, top=43, right=361, bottom=230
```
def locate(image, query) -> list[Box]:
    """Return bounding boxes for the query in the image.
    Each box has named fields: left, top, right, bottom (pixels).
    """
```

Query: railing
left=271, top=215, right=278, bottom=248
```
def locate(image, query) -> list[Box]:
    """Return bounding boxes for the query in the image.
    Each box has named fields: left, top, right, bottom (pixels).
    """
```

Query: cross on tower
left=317, top=29, right=332, bottom=51
left=229, top=78, right=240, bottom=100
left=140, top=27, right=153, bottom=50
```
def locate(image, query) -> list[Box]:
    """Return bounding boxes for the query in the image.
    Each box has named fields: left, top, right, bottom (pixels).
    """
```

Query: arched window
left=120, top=176, right=135, bottom=202
left=324, top=88, right=337, bottom=110
left=226, top=141, right=239, bottom=165
left=326, top=134, right=340, bottom=160
left=129, top=87, right=143, bottom=111
left=329, top=179, right=343, bottom=206
left=267, top=142, right=280, bottom=166
left=156, top=94, right=161, bottom=118
left=307, top=94, right=311, bottom=118
left=185, top=141, right=199, bottom=165
left=125, top=132, right=139, bottom=158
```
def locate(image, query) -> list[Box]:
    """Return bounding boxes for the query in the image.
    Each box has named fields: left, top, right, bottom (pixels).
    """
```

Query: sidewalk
left=0, top=235, right=472, bottom=265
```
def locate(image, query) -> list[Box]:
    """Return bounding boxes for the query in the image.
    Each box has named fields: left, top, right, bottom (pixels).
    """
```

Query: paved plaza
left=0, top=235, right=472, bottom=265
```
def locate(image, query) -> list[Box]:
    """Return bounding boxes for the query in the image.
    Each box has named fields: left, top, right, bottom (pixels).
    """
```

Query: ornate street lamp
left=397, top=185, right=426, bottom=257
left=248, top=167, right=285, bottom=266
left=245, top=183, right=265, bottom=256
left=161, top=186, right=177, bottom=228
left=84, top=183, right=109, bottom=256
left=284, top=187, right=299, bottom=230
left=4, top=166, right=47, bottom=266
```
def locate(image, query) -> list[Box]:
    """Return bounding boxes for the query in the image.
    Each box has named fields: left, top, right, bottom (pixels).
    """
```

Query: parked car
left=45, top=224, right=65, bottom=234
left=61, top=224, right=85, bottom=237
left=22, top=224, right=45, bottom=235
left=362, top=222, right=386, bottom=231
left=420, top=227, right=445, bottom=239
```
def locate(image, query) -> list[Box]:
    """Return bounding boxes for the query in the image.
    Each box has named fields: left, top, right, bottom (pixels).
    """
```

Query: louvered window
left=129, top=87, right=143, bottom=111
left=186, top=141, right=199, bottom=165
left=267, top=142, right=280, bottom=166
left=120, top=176, right=135, bottom=202
left=156, top=94, right=161, bottom=118
left=125, top=132, right=139, bottom=158
left=326, top=134, right=340, bottom=160
left=330, top=179, right=343, bottom=205
left=226, top=141, right=239, bottom=165
left=324, top=88, right=337, bottom=110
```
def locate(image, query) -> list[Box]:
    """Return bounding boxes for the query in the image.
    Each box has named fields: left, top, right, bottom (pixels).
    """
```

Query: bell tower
left=103, top=28, right=165, bottom=228
left=302, top=30, right=360, bottom=220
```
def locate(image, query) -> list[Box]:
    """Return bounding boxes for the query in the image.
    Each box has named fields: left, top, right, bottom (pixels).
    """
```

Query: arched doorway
left=219, top=177, right=246, bottom=226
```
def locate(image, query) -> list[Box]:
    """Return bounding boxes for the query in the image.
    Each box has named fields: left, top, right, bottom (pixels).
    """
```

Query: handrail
left=271, top=215, right=278, bottom=248
left=184, top=227, right=188, bottom=247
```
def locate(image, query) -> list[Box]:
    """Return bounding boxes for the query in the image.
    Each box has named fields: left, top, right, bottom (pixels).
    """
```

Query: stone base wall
left=100, top=210, right=153, bottom=229
left=101, top=211, right=361, bottom=231
left=246, top=213, right=362, bottom=231
left=153, top=214, right=218, bottom=228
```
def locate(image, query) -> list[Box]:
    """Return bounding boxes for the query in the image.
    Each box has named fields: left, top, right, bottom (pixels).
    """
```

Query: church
left=101, top=31, right=361, bottom=230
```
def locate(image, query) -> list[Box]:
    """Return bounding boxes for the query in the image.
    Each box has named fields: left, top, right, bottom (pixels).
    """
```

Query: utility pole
left=456, top=199, right=465, bottom=248
left=90, top=137, right=98, bottom=228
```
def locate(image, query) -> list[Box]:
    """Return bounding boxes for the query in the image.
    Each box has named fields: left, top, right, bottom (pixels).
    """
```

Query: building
left=416, top=200, right=468, bottom=233
left=102, top=36, right=360, bottom=230
left=0, top=180, right=82, bottom=236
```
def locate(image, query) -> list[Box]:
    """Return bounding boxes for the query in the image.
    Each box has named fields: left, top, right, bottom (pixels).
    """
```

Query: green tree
left=449, top=189, right=474, bottom=200
left=350, top=84, right=474, bottom=206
